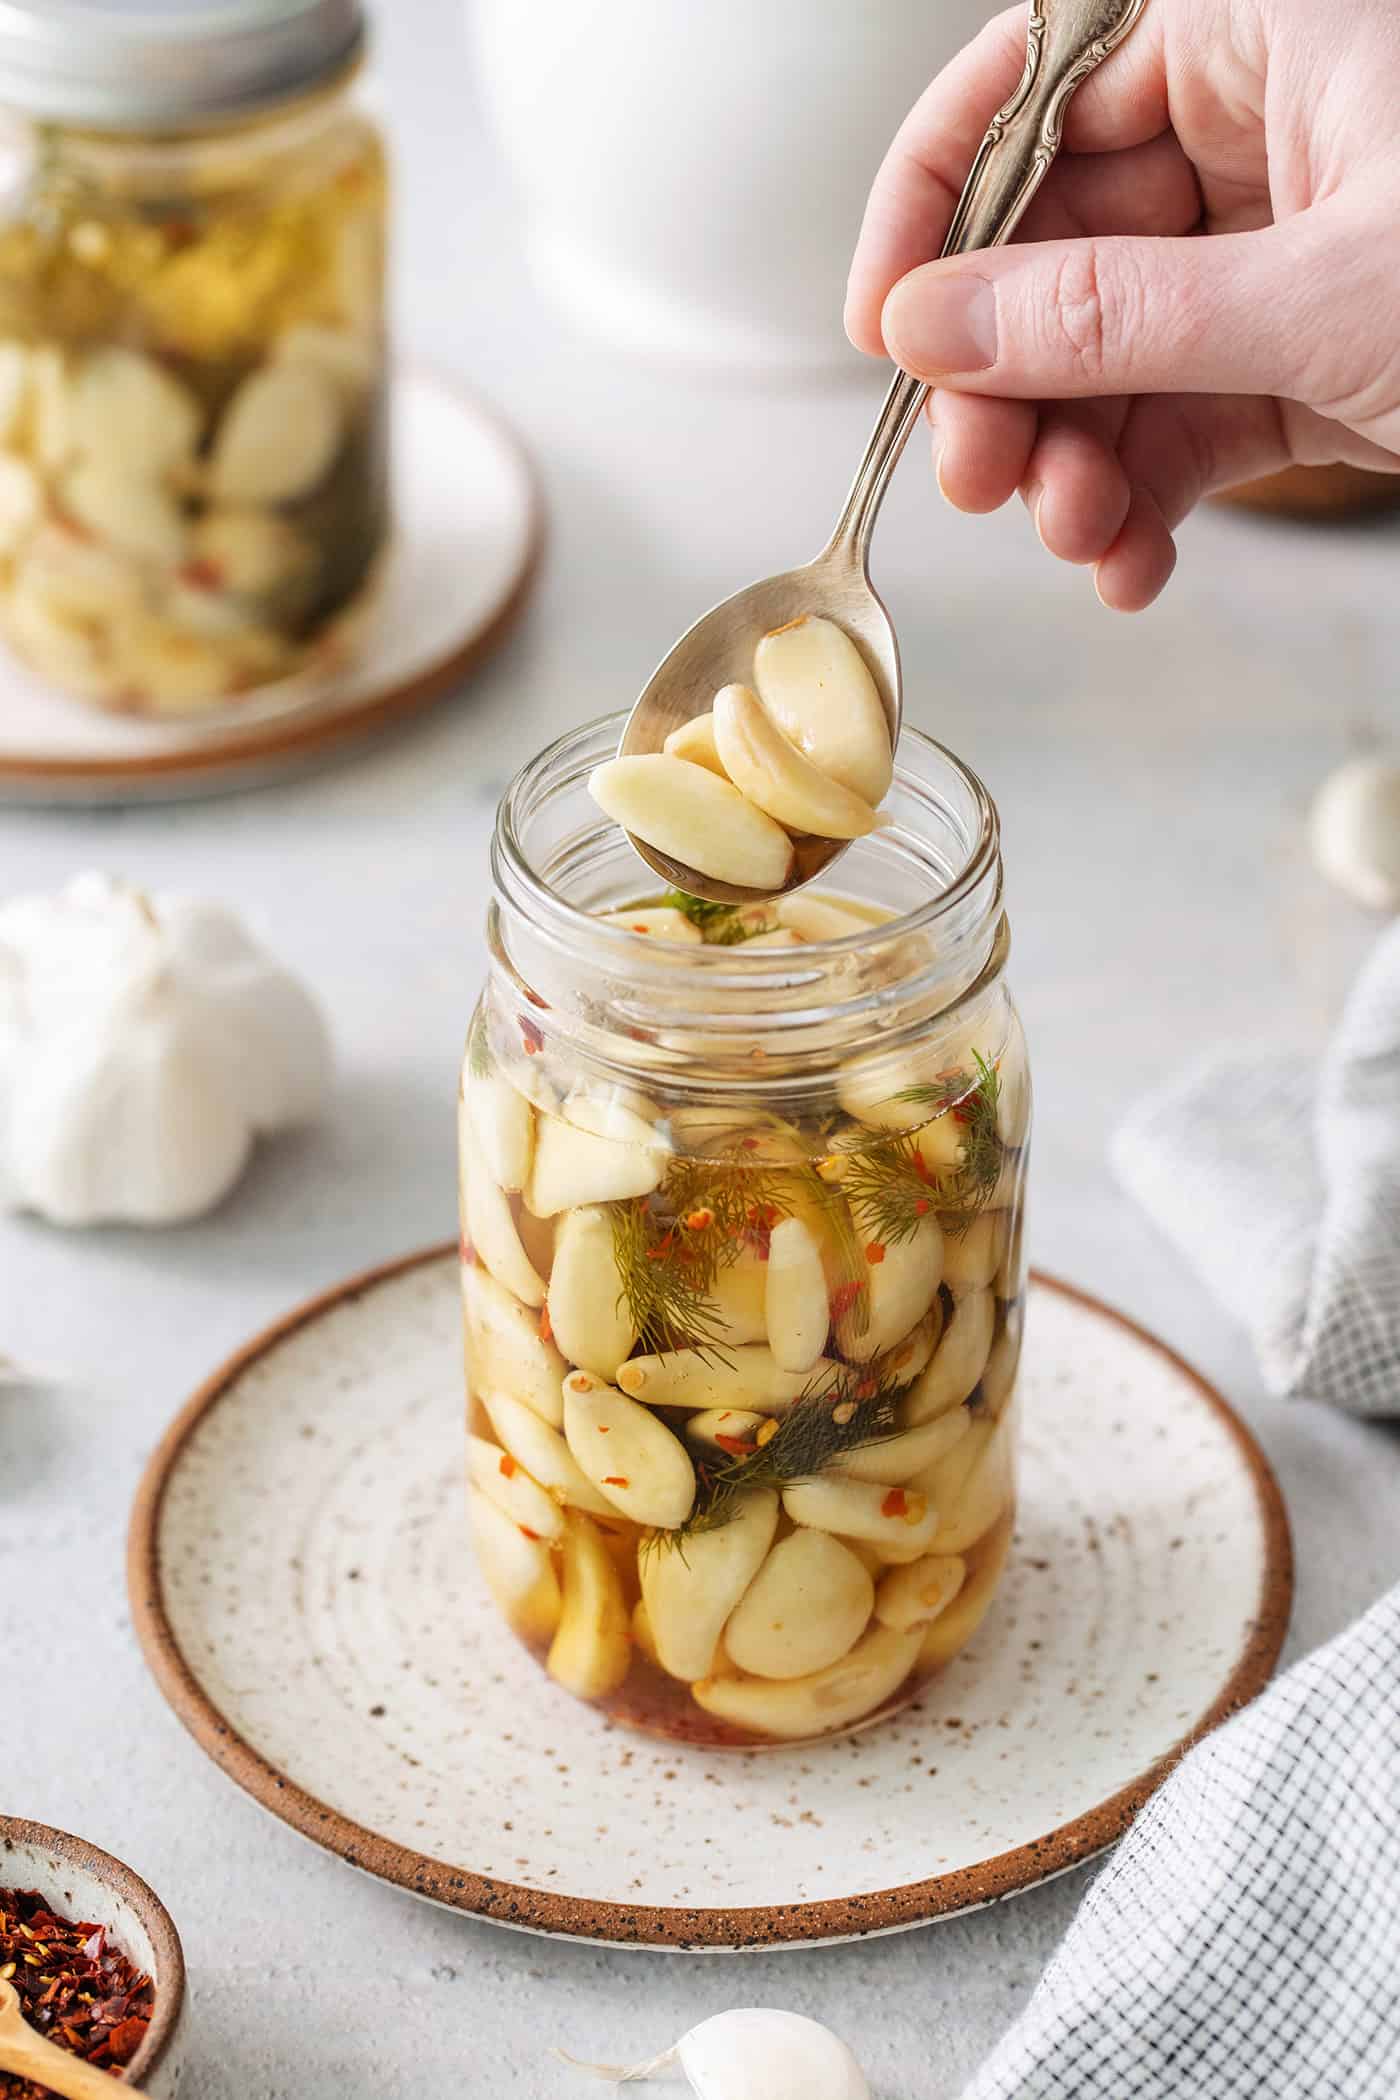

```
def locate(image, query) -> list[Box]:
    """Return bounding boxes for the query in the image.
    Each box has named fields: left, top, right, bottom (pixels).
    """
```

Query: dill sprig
left=831, top=1134, right=940, bottom=1248
left=896, top=1050, right=1004, bottom=1228
left=658, top=1362, right=905, bottom=1545
left=659, top=890, right=779, bottom=945
left=609, top=1143, right=791, bottom=1356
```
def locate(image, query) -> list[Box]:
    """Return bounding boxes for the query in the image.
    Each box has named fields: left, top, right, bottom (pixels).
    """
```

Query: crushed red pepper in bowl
left=0, top=1888, right=153, bottom=2099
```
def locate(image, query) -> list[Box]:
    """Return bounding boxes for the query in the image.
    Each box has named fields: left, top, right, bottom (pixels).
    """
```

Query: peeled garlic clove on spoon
left=558, top=2007, right=870, bottom=2098
left=662, top=711, right=729, bottom=777
left=590, top=753, right=796, bottom=893
left=712, top=683, right=881, bottom=841
left=754, top=614, right=893, bottom=806
left=1309, top=756, right=1400, bottom=911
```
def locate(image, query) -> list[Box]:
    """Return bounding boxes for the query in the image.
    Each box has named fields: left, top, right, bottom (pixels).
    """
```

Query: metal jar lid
left=0, top=0, right=367, bottom=131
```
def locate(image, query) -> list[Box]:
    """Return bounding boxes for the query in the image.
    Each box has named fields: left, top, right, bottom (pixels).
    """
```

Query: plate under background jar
left=460, top=716, right=1029, bottom=1748
left=0, top=0, right=389, bottom=718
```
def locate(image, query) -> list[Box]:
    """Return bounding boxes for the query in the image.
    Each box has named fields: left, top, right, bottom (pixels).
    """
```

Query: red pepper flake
left=630, top=923, right=652, bottom=934
left=176, top=557, right=223, bottom=592
left=459, top=1235, right=477, bottom=1265
left=498, top=1454, right=518, bottom=1479
left=0, top=1887, right=154, bottom=2099
left=829, top=1280, right=863, bottom=1322
left=518, top=1015, right=544, bottom=1055
left=865, top=1242, right=887, bottom=1265
left=714, top=1433, right=757, bottom=1457
left=684, top=1208, right=714, bottom=1232
left=855, top=1374, right=877, bottom=1400
left=518, top=1525, right=542, bottom=1541
left=914, top=1199, right=930, bottom=1215
left=740, top=1136, right=759, bottom=1151
left=538, top=1305, right=554, bottom=1344
left=603, top=1476, right=630, bottom=1488
left=881, top=1488, right=908, bottom=1519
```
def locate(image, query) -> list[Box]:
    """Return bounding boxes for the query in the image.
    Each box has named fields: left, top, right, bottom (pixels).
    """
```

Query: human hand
left=846, top=0, right=1400, bottom=609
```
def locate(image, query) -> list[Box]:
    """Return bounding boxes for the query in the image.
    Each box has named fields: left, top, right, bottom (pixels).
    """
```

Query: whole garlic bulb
left=0, top=873, right=331, bottom=1226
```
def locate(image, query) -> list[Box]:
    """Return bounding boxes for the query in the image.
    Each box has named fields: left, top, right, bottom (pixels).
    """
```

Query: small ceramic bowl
left=0, top=1817, right=187, bottom=2096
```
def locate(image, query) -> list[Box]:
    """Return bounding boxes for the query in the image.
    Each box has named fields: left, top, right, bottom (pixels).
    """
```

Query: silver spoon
left=619, top=0, right=1150, bottom=903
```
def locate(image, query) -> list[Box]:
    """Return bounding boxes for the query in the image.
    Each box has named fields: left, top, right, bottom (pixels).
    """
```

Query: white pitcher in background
left=468, top=0, right=996, bottom=374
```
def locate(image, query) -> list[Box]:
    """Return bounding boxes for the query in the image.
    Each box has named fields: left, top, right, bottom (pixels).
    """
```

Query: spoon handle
left=0, top=2022, right=150, bottom=2100
left=826, top=0, right=1150, bottom=563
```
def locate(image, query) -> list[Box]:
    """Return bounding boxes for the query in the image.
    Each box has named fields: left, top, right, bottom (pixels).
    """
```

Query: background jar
left=0, top=0, right=388, bottom=718
left=459, top=716, right=1030, bottom=1750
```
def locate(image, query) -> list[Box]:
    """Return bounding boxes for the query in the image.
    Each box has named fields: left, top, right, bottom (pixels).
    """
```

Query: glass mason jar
left=0, top=1, right=388, bottom=717
left=460, top=716, right=1029, bottom=1748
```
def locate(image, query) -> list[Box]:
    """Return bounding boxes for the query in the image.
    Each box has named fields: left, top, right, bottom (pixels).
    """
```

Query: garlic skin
left=0, top=873, right=330, bottom=1227
left=1309, top=756, right=1400, bottom=912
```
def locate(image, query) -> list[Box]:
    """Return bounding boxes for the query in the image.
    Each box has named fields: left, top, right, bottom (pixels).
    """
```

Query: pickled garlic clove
left=30, top=348, right=75, bottom=473
left=782, top=1475, right=939, bottom=1555
left=547, top=1206, right=638, bottom=1381
left=710, top=1245, right=770, bottom=1347
left=462, top=1262, right=568, bottom=1424
left=662, top=711, right=729, bottom=777
left=63, top=460, right=189, bottom=565
left=617, top=1345, right=841, bottom=1414
left=589, top=754, right=796, bottom=894
left=460, top=1139, right=547, bottom=1309
left=0, top=341, right=29, bottom=444
left=4, top=578, right=110, bottom=697
left=478, top=1388, right=617, bottom=1517
left=723, top=1530, right=874, bottom=1680
left=712, top=682, right=881, bottom=842
left=940, top=1210, right=1008, bottom=1291
left=774, top=894, right=872, bottom=941
left=875, top=1552, right=967, bottom=1632
left=684, top=1407, right=767, bottom=1451
left=561, top=1087, right=671, bottom=1152
left=192, top=508, right=316, bottom=599
left=692, top=1623, right=920, bottom=1740
left=20, top=526, right=158, bottom=621
left=916, top=1414, right=1014, bottom=1554
left=0, top=455, right=40, bottom=555
left=765, top=1216, right=828, bottom=1372
left=73, top=348, right=203, bottom=479
left=211, top=365, right=344, bottom=506
left=638, top=1488, right=778, bottom=1681
left=732, top=925, right=804, bottom=949
left=465, top=1067, right=535, bottom=1194
left=467, top=1432, right=563, bottom=1542
left=99, top=619, right=237, bottom=714
left=917, top=1511, right=1013, bottom=1667
left=837, top=1210, right=942, bottom=1361
left=599, top=905, right=703, bottom=943
left=272, top=322, right=377, bottom=400
left=878, top=1304, right=944, bottom=1389
left=753, top=614, right=893, bottom=807
left=980, top=1316, right=1021, bottom=1418
left=467, top=1483, right=562, bottom=1643
left=631, top=1594, right=662, bottom=1667
left=528, top=1105, right=668, bottom=1217
left=547, top=1509, right=632, bottom=1700
left=904, top=1287, right=994, bottom=1423
left=831, top=1402, right=970, bottom=1485
left=562, top=1370, right=696, bottom=1530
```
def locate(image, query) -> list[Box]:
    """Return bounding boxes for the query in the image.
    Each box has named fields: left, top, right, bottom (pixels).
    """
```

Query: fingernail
left=885, top=271, right=997, bottom=376
left=934, top=445, right=951, bottom=505
left=1023, top=479, right=1047, bottom=548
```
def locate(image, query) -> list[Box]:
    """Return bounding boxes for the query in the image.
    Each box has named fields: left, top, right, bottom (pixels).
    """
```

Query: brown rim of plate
left=127, top=1247, right=1294, bottom=1952
left=0, top=371, right=544, bottom=796
left=0, top=1814, right=187, bottom=2080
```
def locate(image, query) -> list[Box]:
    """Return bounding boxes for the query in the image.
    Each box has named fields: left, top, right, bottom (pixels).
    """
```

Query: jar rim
left=494, top=709, right=1001, bottom=970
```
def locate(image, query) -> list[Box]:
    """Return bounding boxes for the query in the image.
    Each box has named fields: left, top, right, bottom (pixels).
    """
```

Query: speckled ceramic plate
left=128, top=1251, right=1291, bottom=1951
left=0, top=370, right=541, bottom=805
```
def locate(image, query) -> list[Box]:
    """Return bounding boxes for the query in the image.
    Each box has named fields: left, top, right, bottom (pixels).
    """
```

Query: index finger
left=844, top=1, right=1169, bottom=356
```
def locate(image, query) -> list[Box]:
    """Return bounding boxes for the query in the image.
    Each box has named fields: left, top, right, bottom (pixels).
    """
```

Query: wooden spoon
left=0, top=1977, right=150, bottom=2100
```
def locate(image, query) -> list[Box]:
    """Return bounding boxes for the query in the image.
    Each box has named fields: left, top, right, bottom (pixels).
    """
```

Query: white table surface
left=7, top=7, right=1400, bottom=2095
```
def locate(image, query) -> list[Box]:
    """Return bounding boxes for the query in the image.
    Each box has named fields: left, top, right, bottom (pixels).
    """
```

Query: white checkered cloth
left=1110, top=918, right=1400, bottom=1418
left=962, top=1580, right=1400, bottom=2098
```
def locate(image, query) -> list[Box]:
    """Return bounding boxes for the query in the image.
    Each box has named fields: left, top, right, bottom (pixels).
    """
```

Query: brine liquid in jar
left=460, top=870, right=1028, bottom=1749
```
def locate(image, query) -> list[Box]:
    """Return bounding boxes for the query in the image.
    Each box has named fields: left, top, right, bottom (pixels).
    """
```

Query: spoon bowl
left=618, top=0, right=1150, bottom=904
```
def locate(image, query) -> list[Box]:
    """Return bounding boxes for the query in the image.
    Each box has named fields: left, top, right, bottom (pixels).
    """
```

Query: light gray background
left=6, top=6, right=1400, bottom=2095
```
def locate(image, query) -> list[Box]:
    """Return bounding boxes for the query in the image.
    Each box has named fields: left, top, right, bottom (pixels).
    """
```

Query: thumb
left=880, top=219, right=1335, bottom=404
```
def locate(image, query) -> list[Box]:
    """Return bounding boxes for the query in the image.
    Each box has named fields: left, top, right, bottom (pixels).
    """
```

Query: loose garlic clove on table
left=712, top=683, right=883, bottom=841
left=753, top=614, right=893, bottom=807
left=590, top=753, right=797, bottom=893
